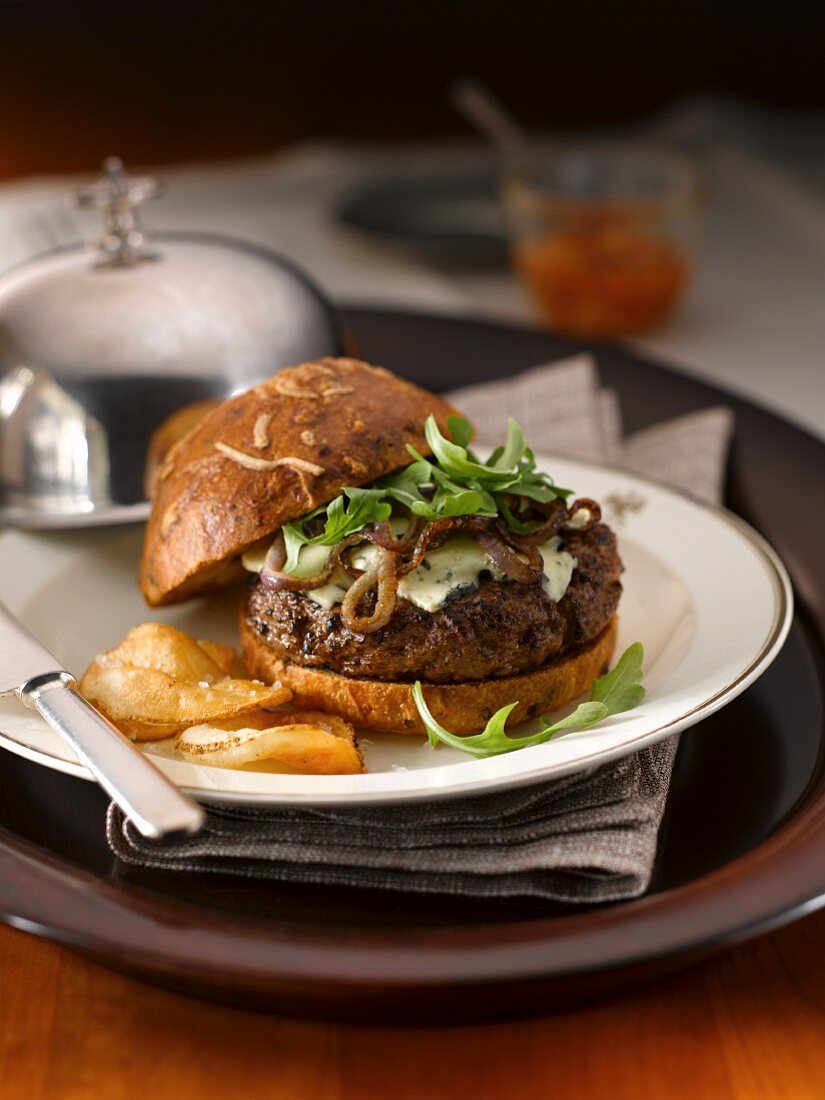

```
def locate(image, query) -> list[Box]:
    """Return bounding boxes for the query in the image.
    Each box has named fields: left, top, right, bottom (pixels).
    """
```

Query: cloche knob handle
left=68, top=156, right=164, bottom=265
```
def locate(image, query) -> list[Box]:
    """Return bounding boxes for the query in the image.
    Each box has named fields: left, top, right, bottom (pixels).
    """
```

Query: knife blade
left=0, top=601, right=205, bottom=840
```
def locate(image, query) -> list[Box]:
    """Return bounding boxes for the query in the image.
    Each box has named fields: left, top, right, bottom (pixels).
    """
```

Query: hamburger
left=140, top=357, right=622, bottom=734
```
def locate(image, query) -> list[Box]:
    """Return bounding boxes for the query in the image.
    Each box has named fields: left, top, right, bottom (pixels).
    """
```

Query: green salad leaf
left=446, top=413, right=474, bottom=449
left=281, top=488, right=392, bottom=571
left=590, top=642, right=647, bottom=714
left=413, top=643, right=646, bottom=759
left=278, top=414, right=571, bottom=573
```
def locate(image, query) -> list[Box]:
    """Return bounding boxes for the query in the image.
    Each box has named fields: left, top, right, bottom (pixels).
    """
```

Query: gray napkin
left=108, top=356, right=733, bottom=903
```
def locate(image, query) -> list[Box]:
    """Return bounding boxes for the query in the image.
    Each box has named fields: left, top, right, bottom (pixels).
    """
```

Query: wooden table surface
left=2, top=909, right=824, bottom=1099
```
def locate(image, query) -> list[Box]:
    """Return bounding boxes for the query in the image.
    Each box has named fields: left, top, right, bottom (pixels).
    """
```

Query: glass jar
left=503, top=143, right=705, bottom=339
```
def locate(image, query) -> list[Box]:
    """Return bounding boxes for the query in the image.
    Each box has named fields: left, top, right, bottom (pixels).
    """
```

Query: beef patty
left=245, top=524, right=622, bottom=683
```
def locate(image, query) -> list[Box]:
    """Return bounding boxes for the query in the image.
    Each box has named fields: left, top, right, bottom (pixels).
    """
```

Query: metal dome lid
left=0, top=157, right=347, bottom=528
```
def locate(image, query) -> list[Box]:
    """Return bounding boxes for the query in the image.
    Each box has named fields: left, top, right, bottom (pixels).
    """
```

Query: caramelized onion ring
left=477, top=528, right=544, bottom=583
left=260, top=532, right=330, bottom=591
left=395, top=513, right=543, bottom=583
left=566, top=498, right=601, bottom=531
left=339, top=518, right=426, bottom=577
left=364, top=516, right=426, bottom=554
left=396, top=514, right=490, bottom=577
left=503, top=497, right=568, bottom=546
left=340, top=546, right=397, bottom=633
left=260, top=559, right=334, bottom=592
left=326, top=531, right=379, bottom=579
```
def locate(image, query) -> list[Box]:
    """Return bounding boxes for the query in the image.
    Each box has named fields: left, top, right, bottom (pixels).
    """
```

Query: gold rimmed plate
left=0, top=453, right=792, bottom=805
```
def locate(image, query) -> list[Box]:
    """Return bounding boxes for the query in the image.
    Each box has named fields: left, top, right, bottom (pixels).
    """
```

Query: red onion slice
left=396, top=514, right=490, bottom=577
left=565, top=497, right=601, bottom=531
left=503, top=497, right=568, bottom=546
left=477, top=528, right=543, bottom=583
left=364, top=516, right=426, bottom=554
left=259, top=531, right=335, bottom=592
left=263, top=529, right=286, bottom=571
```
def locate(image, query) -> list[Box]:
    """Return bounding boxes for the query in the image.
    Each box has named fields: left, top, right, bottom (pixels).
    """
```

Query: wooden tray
left=0, top=308, right=822, bottom=1024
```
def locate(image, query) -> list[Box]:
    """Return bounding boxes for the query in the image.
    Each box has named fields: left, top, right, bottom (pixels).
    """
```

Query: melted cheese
left=244, top=531, right=578, bottom=613
left=292, top=544, right=347, bottom=610
left=539, top=536, right=577, bottom=602
left=241, top=538, right=333, bottom=576
left=566, top=506, right=591, bottom=529
left=398, top=535, right=504, bottom=612
left=240, top=538, right=271, bottom=572
left=306, top=576, right=350, bottom=610
left=290, top=543, right=332, bottom=578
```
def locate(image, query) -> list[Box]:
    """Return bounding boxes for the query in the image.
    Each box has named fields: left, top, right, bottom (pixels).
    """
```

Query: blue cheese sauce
left=538, top=536, right=577, bottom=602
left=394, top=535, right=504, bottom=613
left=565, top=506, right=591, bottom=529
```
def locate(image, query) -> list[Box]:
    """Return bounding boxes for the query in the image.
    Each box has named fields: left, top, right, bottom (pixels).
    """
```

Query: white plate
left=0, top=454, right=792, bottom=806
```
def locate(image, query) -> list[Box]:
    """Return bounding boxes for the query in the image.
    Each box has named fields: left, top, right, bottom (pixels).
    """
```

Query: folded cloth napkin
left=108, top=356, right=733, bottom=903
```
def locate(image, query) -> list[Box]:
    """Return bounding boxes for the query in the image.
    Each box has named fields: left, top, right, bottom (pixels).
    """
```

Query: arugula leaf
left=280, top=488, right=391, bottom=565
left=494, top=497, right=536, bottom=534
left=424, top=416, right=517, bottom=488
left=414, top=690, right=520, bottom=758
left=414, top=643, right=646, bottom=759
left=446, top=414, right=473, bottom=449
left=341, top=487, right=392, bottom=533
left=281, top=523, right=306, bottom=573
left=491, top=418, right=526, bottom=472
left=590, top=641, right=646, bottom=714
left=378, top=459, right=433, bottom=511
left=420, top=487, right=489, bottom=518
left=509, top=480, right=566, bottom=504
left=277, top=414, right=573, bottom=575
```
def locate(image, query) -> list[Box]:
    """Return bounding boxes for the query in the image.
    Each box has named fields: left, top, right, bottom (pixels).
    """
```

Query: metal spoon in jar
left=449, top=78, right=533, bottom=164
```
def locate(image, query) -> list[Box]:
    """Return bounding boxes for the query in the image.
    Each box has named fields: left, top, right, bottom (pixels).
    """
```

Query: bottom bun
left=241, top=615, right=618, bottom=735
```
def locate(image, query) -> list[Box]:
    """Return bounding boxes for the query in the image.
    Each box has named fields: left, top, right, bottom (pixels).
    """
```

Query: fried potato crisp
left=175, top=710, right=363, bottom=775
left=79, top=623, right=290, bottom=741
left=196, top=639, right=236, bottom=676
left=98, top=623, right=229, bottom=684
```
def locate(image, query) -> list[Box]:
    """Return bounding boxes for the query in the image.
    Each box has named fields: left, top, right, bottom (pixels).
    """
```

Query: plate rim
left=0, top=500, right=150, bottom=530
left=0, top=452, right=793, bottom=805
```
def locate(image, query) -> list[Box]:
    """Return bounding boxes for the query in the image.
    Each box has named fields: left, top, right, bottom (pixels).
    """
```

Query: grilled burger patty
left=245, top=523, right=622, bottom=684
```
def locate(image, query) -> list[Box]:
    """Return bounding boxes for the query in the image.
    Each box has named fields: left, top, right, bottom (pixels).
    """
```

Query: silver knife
left=0, top=601, right=205, bottom=840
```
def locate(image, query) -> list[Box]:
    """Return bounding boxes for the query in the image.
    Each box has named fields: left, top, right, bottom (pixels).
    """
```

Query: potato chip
left=98, top=623, right=230, bottom=684
left=80, top=663, right=291, bottom=740
left=79, top=623, right=363, bottom=775
left=175, top=710, right=363, bottom=774
left=78, top=622, right=290, bottom=741
left=197, top=639, right=237, bottom=676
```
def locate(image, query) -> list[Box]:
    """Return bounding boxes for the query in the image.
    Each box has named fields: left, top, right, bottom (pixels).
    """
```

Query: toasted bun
left=140, top=358, right=459, bottom=606
left=241, top=615, right=618, bottom=735
left=144, top=397, right=221, bottom=499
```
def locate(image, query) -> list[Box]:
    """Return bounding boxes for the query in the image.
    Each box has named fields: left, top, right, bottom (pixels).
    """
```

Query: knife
left=0, top=602, right=205, bottom=840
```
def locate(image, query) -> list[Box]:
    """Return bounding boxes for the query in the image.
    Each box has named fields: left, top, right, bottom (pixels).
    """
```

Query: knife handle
left=22, top=674, right=206, bottom=841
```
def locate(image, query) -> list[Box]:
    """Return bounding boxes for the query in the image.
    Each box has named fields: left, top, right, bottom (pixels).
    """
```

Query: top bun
left=140, top=357, right=459, bottom=606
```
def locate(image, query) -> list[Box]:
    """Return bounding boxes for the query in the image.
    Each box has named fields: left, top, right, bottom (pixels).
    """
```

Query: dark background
left=1, top=0, right=823, bottom=178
